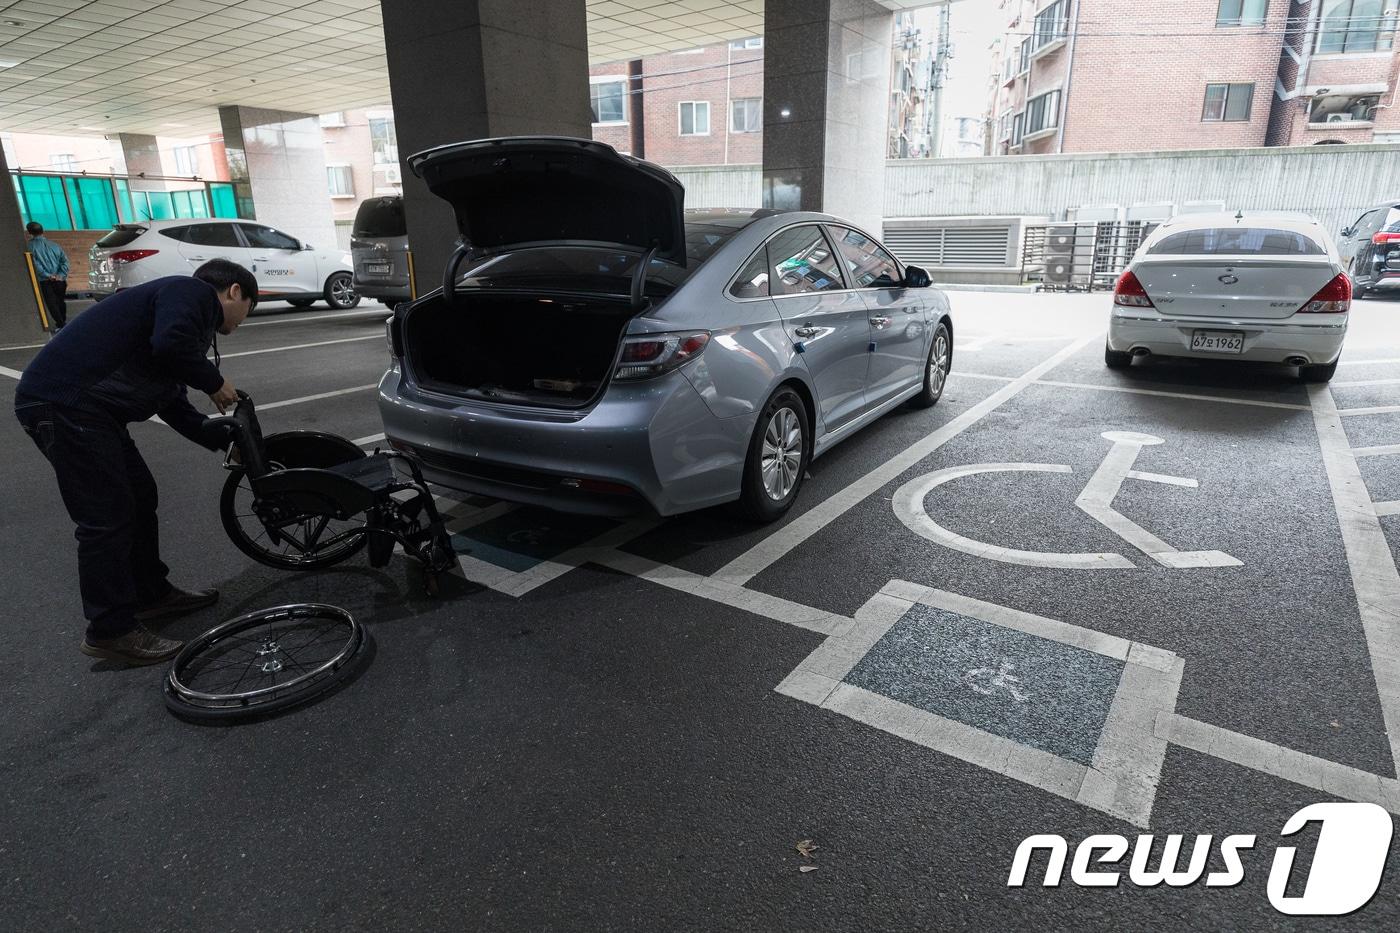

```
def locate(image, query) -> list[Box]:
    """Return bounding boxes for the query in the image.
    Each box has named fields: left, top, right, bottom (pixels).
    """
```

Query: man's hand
left=209, top=378, right=238, bottom=413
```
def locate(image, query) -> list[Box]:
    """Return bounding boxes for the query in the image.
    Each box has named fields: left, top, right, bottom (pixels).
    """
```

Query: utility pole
left=929, top=2, right=952, bottom=158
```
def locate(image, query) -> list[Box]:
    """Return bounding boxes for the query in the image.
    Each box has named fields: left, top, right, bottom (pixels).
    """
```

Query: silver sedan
left=380, top=137, right=953, bottom=521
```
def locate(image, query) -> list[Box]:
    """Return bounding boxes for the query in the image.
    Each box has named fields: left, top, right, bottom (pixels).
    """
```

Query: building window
left=49, top=153, right=77, bottom=172
left=326, top=164, right=354, bottom=197
left=1025, top=89, right=1062, bottom=136
left=731, top=97, right=762, bottom=133
left=1216, top=0, right=1269, bottom=25
left=1316, top=0, right=1399, bottom=53
left=318, top=111, right=345, bottom=128
left=679, top=100, right=710, bottom=136
left=172, top=145, right=197, bottom=176
left=590, top=78, right=627, bottom=125
left=729, top=37, right=763, bottom=50
left=1011, top=112, right=1025, bottom=146
left=369, top=117, right=398, bottom=165
left=1202, top=82, right=1254, bottom=121
left=1019, top=37, right=1032, bottom=72
left=1032, top=0, right=1071, bottom=51
left=1309, top=93, right=1380, bottom=123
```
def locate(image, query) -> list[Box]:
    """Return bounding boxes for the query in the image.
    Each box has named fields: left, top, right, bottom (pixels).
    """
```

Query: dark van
left=351, top=196, right=411, bottom=308
left=1340, top=200, right=1400, bottom=299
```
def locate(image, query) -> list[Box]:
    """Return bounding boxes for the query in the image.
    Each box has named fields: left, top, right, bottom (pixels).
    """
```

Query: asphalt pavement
left=1, top=291, right=1399, bottom=930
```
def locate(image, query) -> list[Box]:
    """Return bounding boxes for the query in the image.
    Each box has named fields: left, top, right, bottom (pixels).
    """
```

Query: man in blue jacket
left=26, top=222, right=69, bottom=331
left=14, top=260, right=255, bottom=665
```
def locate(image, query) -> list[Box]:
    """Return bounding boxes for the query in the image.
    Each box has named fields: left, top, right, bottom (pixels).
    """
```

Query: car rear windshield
left=95, top=226, right=147, bottom=249
left=1148, top=227, right=1324, bottom=256
left=352, top=198, right=405, bottom=238
left=458, top=222, right=744, bottom=293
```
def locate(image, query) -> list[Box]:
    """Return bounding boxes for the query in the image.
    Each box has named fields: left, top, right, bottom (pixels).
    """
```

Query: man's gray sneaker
left=81, top=625, right=183, bottom=666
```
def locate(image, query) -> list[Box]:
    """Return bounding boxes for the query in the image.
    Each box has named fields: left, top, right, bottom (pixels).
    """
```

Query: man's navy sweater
left=17, top=276, right=228, bottom=450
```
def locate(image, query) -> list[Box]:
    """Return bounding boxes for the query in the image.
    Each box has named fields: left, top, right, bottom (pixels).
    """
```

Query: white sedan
left=88, top=219, right=358, bottom=310
left=1106, top=213, right=1350, bottom=382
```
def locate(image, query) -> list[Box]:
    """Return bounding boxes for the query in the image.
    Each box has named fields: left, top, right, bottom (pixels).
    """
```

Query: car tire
left=907, top=321, right=951, bottom=409
left=1300, top=359, right=1339, bottom=383
left=324, top=271, right=360, bottom=310
left=288, top=297, right=317, bottom=308
left=736, top=386, right=810, bottom=523
left=1105, top=344, right=1133, bottom=369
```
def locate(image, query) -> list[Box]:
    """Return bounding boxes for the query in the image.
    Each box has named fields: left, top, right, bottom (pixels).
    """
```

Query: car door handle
left=794, top=326, right=819, bottom=339
left=252, top=256, right=270, bottom=261
left=869, top=316, right=892, bottom=329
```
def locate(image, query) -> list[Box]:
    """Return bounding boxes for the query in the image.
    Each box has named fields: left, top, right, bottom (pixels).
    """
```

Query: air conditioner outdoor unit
left=1327, top=113, right=1353, bottom=123
left=381, top=164, right=403, bottom=184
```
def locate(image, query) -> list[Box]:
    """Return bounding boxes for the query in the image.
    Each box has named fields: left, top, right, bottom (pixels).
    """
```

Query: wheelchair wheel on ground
left=220, top=468, right=370, bottom=570
left=164, top=604, right=368, bottom=723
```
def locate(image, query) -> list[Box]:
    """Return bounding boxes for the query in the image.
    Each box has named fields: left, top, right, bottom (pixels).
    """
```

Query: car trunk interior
left=404, top=289, right=638, bottom=408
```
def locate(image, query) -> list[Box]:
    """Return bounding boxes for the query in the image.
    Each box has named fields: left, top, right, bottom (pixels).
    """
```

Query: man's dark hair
left=194, top=258, right=258, bottom=308
left=25, top=222, right=42, bottom=236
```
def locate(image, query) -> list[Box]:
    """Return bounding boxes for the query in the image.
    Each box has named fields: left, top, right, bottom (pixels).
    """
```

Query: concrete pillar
left=113, top=133, right=165, bottom=194
left=0, top=136, right=47, bottom=345
left=217, top=105, right=338, bottom=250
left=762, top=0, right=894, bottom=237
left=380, top=0, right=592, bottom=291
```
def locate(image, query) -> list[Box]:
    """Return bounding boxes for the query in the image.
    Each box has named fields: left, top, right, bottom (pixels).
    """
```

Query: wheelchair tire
left=220, top=469, right=370, bottom=570
left=165, top=604, right=368, bottom=723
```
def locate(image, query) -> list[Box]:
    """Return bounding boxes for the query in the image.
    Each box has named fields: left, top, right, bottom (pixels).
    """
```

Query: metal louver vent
left=883, top=225, right=1013, bottom=268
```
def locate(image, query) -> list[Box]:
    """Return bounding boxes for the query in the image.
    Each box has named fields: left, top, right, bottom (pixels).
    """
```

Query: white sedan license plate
left=1190, top=330, right=1244, bottom=354
left=364, top=262, right=392, bottom=275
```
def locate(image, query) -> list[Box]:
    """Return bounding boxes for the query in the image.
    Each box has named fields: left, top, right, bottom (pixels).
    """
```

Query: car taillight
left=110, top=249, right=158, bottom=263
left=615, top=331, right=710, bottom=380
left=1374, top=231, right=1400, bottom=246
left=1297, top=273, right=1352, bottom=314
left=1113, top=270, right=1155, bottom=308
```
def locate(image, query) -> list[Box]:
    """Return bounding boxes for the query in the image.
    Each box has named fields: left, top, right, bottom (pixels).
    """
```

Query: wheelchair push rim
left=165, top=603, right=366, bottom=721
left=220, top=468, right=369, bottom=570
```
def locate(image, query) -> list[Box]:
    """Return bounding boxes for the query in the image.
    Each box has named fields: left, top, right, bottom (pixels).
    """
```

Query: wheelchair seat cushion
left=326, top=453, right=398, bottom=493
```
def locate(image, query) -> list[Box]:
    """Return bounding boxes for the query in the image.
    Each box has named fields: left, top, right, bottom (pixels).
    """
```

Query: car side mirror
left=1340, top=227, right=1354, bottom=238
left=301, top=242, right=314, bottom=251
left=904, top=265, right=932, bottom=288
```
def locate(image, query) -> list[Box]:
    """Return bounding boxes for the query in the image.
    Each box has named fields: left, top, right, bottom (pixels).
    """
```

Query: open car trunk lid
left=408, top=136, right=687, bottom=266
left=1132, top=257, right=1338, bottom=320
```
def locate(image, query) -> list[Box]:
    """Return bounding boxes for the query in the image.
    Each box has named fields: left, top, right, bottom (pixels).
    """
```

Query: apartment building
left=318, top=106, right=403, bottom=228
left=989, top=0, right=1400, bottom=155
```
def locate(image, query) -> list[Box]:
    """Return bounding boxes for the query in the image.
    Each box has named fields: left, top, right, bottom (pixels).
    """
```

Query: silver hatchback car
left=379, top=137, right=952, bottom=521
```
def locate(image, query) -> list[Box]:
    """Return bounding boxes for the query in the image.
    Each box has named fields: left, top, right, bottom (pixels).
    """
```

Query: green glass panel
left=145, top=191, right=174, bottom=220
left=209, top=182, right=237, bottom=218
left=114, top=178, right=134, bottom=223
left=63, top=176, right=118, bottom=229
left=18, top=175, right=72, bottom=230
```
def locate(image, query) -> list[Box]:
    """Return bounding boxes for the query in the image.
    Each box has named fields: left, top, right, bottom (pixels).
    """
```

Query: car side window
left=729, top=250, right=770, bottom=298
left=159, top=226, right=192, bottom=243
left=239, top=224, right=300, bottom=251
left=186, top=223, right=242, bottom=248
left=1356, top=210, right=1384, bottom=238
left=1386, top=208, right=1400, bottom=233
left=830, top=226, right=902, bottom=288
left=765, top=225, right=846, bottom=296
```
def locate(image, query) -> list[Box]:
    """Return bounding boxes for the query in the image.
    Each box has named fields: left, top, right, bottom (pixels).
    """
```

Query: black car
left=1339, top=200, right=1400, bottom=298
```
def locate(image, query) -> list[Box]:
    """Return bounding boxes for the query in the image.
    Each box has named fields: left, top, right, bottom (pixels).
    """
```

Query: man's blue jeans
left=15, top=398, right=173, bottom=639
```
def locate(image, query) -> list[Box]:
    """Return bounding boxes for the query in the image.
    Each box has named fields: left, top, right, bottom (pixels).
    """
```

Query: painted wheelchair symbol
left=894, top=431, right=1242, bottom=570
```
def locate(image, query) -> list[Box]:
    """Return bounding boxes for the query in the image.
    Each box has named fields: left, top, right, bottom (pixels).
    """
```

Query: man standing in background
left=27, top=221, right=69, bottom=331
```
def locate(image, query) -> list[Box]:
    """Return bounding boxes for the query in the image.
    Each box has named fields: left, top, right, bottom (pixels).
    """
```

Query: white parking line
left=353, top=432, right=386, bottom=447
left=0, top=365, right=22, bottom=380
left=240, top=308, right=389, bottom=327
left=1339, top=357, right=1400, bottom=366
left=1334, top=377, right=1400, bottom=388
left=712, top=333, right=1102, bottom=586
left=1034, top=379, right=1312, bottom=412
left=1376, top=501, right=1400, bottom=518
left=0, top=342, right=45, bottom=352
left=1309, top=383, right=1400, bottom=771
left=220, top=335, right=381, bottom=359
left=255, top=384, right=379, bottom=411
left=1353, top=444, right=1400, bottom=458
left=1338, top=405, right=1400, bottom=417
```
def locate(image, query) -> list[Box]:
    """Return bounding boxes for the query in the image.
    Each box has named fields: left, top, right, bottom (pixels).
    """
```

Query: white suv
left=88, top=219, right=359, bottom=309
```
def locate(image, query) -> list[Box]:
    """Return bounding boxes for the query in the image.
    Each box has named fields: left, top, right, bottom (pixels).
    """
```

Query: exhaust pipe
left=1286, top=356, right=1308, bottom=366
left=1131, top=347, right=1150, bottom=357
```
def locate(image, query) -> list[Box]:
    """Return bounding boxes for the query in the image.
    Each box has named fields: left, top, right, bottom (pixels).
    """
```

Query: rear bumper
left=1108, top=308, right=1348, bottom=365
left=377, top=366, right=754, bottom=517
left=355, top=282, right=412, bottom=304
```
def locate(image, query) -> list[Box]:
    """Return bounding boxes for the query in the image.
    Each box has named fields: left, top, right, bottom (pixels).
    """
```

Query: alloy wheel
left=930, top=330, right=949, bottom=396
left=760, top=406, right=803, bottom=501
left=330, top=274, right=356, bottom=306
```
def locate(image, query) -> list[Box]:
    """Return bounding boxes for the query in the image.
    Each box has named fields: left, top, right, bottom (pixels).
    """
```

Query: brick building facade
left=589, top=39, right=764, bottom=166
left=989, top=0, right=1400, bottom=155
